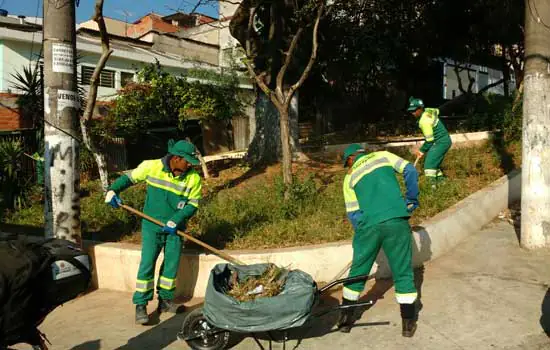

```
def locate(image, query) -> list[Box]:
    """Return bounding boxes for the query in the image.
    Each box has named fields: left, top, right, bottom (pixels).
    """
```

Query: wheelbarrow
left=177, top=263, right=372, bottom=350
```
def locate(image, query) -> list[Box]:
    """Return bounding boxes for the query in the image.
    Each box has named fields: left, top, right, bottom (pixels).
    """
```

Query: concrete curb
left=90, top=169, right=521, bottom=298
left=323, top=131, right=495, bottom=154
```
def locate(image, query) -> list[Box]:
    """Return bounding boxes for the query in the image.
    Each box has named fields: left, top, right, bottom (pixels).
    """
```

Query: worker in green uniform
left=105, top=139, right=202, bottom=325
left=407, top=97, right=452, bottom=185
left=338, top=144, right=420, bottom=337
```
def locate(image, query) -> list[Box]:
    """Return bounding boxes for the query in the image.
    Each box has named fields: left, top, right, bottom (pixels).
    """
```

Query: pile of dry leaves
left=227, top=264, right=287, bottom=302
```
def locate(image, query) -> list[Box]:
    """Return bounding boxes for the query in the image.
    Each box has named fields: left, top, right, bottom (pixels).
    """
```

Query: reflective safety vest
left=343, top=172, right=361, bottom=229
left=128, top=158, right=202, bottom=223
left=347, top=151, right=410, bottom=228
left=418, top=107, right=441, bottom=143
left=418, top=108, right=451, bottom=153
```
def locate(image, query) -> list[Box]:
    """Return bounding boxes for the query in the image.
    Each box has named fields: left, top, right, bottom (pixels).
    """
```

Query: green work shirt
left=418, top=108, right=451, bottom=153
left=348, top=151, right=410, bottom=228
left=110, top=157, right=202, bottom=228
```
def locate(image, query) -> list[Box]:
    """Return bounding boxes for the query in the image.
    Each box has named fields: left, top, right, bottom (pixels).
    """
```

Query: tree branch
left=245, top=6, right=258, bottom=58
left=275, top=27, right=303, bottom=101
left=287, top=1, right=324, bottom=105
left=82, top=0, right=113, bottom=123
left=454, top=64, right=467, bottom=94
left=478, top=78, right=505, bottom=94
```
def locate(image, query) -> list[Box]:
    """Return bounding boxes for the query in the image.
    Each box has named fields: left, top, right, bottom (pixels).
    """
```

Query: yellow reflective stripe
left=159, top=276, right=176, bottom=290
left=136, top=279, right=154, bottom=292
left=130, top=159, right=160, bottom=183
left=343, top=287, right=361, bottom=301
left=350, top=157, right=391, bottom=187
left=425, top=169, right=438, bottom=177
left=345, top=201, right=360, bottom=212
left=425, top=135, right=435, bottom=142
left=343, top=174, right=358, bottom=209
left=381, top=151, right=409, bottom=173
left=395, top=292, right=418, bottom=304
left=147, top=175, right=186, bottom=192
left=187, top=199, right=199, bottom=208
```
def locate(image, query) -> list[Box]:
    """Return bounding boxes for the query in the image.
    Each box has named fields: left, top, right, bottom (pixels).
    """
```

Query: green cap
left=343, top=143, right=364, bottom=167
left=167, top=139, right=200, bottom=165
left=407, top=97, right=424, bottom=111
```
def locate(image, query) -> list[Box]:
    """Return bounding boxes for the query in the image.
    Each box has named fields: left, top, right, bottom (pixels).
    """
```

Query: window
left=80, top=66, right=115, bottom=88
left=121, top=72, right=135, bottom=87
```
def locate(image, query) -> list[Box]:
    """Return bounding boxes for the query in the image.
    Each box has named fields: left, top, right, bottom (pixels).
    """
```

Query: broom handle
left=121, top=204, right=245, bottom=265
left=328, top=261, right=352, bottom=284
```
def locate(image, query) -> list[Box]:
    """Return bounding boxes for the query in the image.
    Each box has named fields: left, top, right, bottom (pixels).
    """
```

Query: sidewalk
left=14, top=221, right=550, bottom=349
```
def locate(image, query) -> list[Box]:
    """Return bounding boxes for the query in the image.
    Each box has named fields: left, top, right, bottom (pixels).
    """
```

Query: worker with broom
left=407, top=97, right=452, bottom=186
left=105, top=139, right=202, bottom=325
left=339, top=144, right=420, bottom=337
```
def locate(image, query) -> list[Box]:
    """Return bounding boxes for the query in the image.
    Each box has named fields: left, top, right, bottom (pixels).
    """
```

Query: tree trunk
left=502, top=47, right=510, bottom=98
left=521, top=0, right=550, bottom=249
left=245, top=90, right=281, bottom=164
left=80, top=119, right=109, bottom=191
left=279, top=105, right=293, bottom=189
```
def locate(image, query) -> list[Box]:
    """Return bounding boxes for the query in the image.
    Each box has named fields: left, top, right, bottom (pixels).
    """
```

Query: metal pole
left=43, top=0, right=81, bottom=245
left=521, top=0, right=550, bottom=249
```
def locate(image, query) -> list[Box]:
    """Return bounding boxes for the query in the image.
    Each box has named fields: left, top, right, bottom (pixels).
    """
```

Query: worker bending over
left=339, top=144, right=420, bottom=337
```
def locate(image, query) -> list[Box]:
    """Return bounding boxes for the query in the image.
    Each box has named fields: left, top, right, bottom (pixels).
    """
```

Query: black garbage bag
left=0, top=237, right=92, bottom=347
left=203, top=263, right=317, bottom=332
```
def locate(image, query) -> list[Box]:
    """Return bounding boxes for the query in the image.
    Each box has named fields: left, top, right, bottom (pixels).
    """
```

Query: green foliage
left=274, top=174, right=318, bottom=219
left=0, top=140, right=32, bottom=210
left=11, top=65, right=43, bottom=127
left=104, top=61, right=244, bottom=141
left=5, top=143, right=522, bottom=249
left=503, top=95, right=522, bottom=142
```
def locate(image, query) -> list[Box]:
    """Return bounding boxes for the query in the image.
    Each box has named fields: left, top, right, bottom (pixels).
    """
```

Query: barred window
left=80, top=66, right=115, bottom=88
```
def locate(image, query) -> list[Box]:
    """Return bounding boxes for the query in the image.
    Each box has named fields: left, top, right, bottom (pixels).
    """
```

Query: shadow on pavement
left=251, top=292, right=391, bottom=349
left=114, top=305, right=201, bottom=350
left=540, top=288, right=550, bottom=336
left=70, top=339, right=101, bottom=350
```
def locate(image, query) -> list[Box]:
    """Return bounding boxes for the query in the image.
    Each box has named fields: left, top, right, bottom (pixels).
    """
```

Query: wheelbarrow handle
left=121, top=204, right=245, bottom=266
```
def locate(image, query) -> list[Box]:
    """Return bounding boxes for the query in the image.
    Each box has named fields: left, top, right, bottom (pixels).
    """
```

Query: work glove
left=162, top=221, right=178, bottom=236
left=105, top=190, right=122, bottom=209
left=406, top=199, right=419, bottom=213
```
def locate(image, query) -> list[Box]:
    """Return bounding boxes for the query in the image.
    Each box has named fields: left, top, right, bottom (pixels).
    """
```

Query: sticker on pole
left=57, top=90, right=80, bottom=112
left=52, top=43, right=74, bottom=74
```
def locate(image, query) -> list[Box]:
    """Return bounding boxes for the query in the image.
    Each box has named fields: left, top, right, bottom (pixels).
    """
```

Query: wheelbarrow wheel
left=178, top=308, right=230, bottom=350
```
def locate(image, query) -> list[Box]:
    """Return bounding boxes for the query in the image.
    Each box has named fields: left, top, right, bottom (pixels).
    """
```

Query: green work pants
left=132, top=220, right=183, bottom=305
left=424, top=138, right=451, bottom=179
left=343, top=217, right=417, bottom=304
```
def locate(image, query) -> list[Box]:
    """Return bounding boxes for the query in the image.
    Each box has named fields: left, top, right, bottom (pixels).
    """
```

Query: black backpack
left=0, top=237, right=92, bottom=348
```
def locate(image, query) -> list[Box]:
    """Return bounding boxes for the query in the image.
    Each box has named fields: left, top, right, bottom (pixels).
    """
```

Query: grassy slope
left=4, top=141, right=521, bottom=250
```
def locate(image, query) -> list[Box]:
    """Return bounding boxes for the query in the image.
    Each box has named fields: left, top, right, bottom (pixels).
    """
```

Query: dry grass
left=227, top=264, right=287, bottom=302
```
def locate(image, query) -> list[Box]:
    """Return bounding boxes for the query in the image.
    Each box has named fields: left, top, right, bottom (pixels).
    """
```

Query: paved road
left=14, top=221, right=550, bottom=349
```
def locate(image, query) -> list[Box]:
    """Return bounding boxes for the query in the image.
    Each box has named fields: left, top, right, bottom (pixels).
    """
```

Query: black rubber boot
left=135, top=304, right=149, bottom=325
left=400, top=303, right=417, bottom=337
left=157, top=298, right=183, bottom=314
left=337, top=298, right=357, bottom=333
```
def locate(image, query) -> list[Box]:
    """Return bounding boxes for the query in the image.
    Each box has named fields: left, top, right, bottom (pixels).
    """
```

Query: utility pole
left=43, top=0, right=81, bottom=245
left=521, top=0, right=550, bottom=249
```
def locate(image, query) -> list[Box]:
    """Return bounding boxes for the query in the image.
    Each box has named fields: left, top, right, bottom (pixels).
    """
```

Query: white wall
left=218, top=0, right=243, bottom=67
left=443, top=61, right=513, bottom=99
left=0, top=39, right=191, bottom=100
left=2, top=39, right=37, bottom=93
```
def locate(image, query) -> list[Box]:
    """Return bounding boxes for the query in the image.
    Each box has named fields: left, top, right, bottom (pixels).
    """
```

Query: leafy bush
left=0, top=140, right=32, bottom=210
left=102, top=61, right=245, bottom=141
